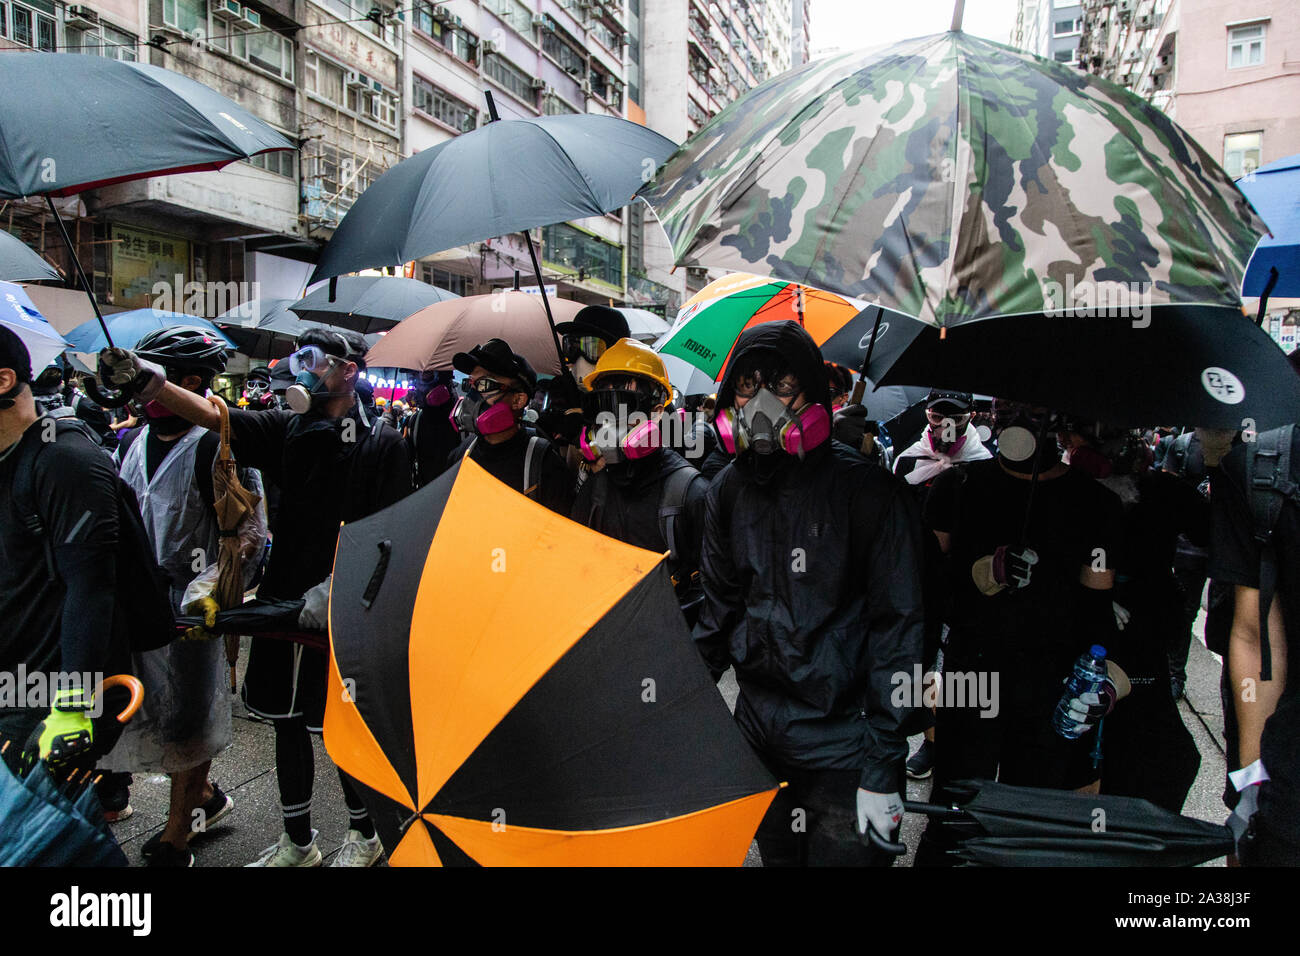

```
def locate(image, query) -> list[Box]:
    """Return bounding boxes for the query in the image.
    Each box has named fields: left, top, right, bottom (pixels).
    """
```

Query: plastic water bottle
left=1052, top=645, right=1109, bottom=740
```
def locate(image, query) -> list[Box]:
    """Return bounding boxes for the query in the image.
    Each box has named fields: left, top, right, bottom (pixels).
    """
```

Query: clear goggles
left=562, top=335, right=608, bottom=365
left=288, top=346, right=337, bottom=376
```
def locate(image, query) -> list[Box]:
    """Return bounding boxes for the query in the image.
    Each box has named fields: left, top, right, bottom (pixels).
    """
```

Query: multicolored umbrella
left=323, top=457, right=779, bottom=865
left=657, top=273, right=866, bottom=381
left=641, top=31, right=1265, bottom=329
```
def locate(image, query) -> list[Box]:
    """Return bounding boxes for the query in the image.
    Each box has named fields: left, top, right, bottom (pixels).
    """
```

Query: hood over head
left=717, top=320, right=831, bottom=413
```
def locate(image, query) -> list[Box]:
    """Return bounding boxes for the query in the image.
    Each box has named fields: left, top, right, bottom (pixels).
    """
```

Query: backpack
left=587, top=460, right=703, bottom=575
left=466, top=434, right=550, bottom=498
left=1243, top=424, right=1300, bottom=682
left=13, top=416, right=177, bottom=653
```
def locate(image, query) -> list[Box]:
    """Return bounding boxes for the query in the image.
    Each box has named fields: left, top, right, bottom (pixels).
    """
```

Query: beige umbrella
left=364, top=291, right=582, bottom=374
left=205, top=395, right=265, bottom=691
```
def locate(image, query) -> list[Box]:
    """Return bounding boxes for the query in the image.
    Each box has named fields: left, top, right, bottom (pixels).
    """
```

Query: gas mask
left=285, top=346, right=352, bottom=415
left=577, top=388, right=662, bottom=466
left=450, top=386, right=518, bottom=437
left=926, top=409, right=971, bottom=455
left=993, top=402, right=1063, bottom=474
left=716, top=387, right=830, bottom=459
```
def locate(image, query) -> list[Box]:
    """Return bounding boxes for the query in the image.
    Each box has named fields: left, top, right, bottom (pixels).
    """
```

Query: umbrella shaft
left=44, top=196, right=113, bottom=349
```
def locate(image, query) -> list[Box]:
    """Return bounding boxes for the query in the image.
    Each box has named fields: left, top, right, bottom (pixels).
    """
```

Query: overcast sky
left=809, top=0, right=1021, bottom=56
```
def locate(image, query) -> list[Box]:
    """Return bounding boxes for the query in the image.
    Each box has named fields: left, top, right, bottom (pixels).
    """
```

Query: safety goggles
left=732, top=369, right=800, bottom=400
left=926, top=408, right=971, bottom=429
left=561, top=334, right=608, bottom=366
left=463, top=375, right=517, bottom=396
left=288, top=346, right=338, bottom=376
left=245, top=381, right=269, bottom=395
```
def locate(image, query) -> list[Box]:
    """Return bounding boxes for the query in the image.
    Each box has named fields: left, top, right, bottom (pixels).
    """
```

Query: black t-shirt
left=0, top=419, right=121, bottom=681
left=926, top=459, right=1124, bottom=664
left=225, top=406, right=412, bottom=599
left=1210, top=432, right=1300, bottom=823
left=447, top=429, right=574, bottom=516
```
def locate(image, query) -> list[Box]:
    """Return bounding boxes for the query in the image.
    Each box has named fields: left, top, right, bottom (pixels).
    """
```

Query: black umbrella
left=829, top=304, right=1300, bottom=431
left=289, top=276, right=459, bottom=334
left=0, top=52, right=294, bottom=352
left=0, top=230, right=59, bottom=282
left=308, top=99, right=676, bottom=371
left=907, top=780, right=1234, bottom=867
left=215, top=298, right=377, bottom=360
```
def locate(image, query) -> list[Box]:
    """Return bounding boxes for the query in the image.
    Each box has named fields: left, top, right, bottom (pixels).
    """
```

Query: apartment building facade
left=1013, top=0, right=1085, bottom=65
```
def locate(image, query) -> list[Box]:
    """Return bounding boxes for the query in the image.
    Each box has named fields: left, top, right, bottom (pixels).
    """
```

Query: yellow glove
left=181, top=596, right=221, bottom=641
left=35, top=688, right=95, bottom=765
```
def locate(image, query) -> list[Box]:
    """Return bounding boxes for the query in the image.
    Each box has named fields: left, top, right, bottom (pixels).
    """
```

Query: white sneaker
left=245, top=830, right=322, bottom=867
left=330, top=828, right=383, bottom=867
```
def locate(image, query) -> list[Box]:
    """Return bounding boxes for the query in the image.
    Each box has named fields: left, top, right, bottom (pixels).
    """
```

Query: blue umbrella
left=0, top=230, right=59, bottom=282
left=0, top=760, right=126, bottom=867
left=0, top=281, right=71, bottom=372
left=1238, top=154, right=1300, bottom=314
left=65, top=309, right=235, bottom=354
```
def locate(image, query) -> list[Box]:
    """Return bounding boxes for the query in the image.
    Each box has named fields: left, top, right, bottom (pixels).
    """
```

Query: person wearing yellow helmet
left=572, top=338, right=707, bottom=625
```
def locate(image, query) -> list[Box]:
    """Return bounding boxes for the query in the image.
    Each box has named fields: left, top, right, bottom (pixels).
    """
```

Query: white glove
left=298, top=574, right=332, bottom=631
left=856, top=788, right=903, bottom=840
left=1112, top=601, right=1131, bottom=631
left=1060, top=679, right=1118, bottom=735
left=97, top=347, right=166, bottom=401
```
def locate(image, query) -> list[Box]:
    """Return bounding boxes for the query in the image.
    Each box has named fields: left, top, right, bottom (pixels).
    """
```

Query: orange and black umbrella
left=323, top=458, right=778, bottom=866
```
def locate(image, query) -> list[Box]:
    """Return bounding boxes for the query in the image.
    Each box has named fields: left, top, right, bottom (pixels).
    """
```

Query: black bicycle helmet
left=134, top=326, right=229, bottom=373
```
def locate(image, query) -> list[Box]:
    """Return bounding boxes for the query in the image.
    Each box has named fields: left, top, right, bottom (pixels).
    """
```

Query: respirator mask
left=993, top=401, right=1064, bottom=473
left=577, top=385, right=663, bottom=466
left=285, top=346, right=352, bottom=415
left=450, top=376, right=519, bottom=437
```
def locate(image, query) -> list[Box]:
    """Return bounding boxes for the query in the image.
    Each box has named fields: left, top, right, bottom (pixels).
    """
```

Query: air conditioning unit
left=450, top=14, right=462, bottom=27
left=433, top=7, right=450, bottom=22
left=1134, top=13, right=1154, bottom=30
left=531, top=14, right=546, bottom=27
left=581, top=79, right=593, bottom=95
left=1151, top=53, right=1172, bottom=74
left=483, top=39, right=500, bottom=54
left=1124, top=49, right=1141, bottom=62
left=242, top=7, right=261, bottom=26
left=345, top=70, right=371, bottom=88
left=531, top=76, right=547, bottom=89
left=212, top=0, right=242, bottom=21
left=371, top=78, right=384, bottom=94
left=66, top=5, right=100, bottom=26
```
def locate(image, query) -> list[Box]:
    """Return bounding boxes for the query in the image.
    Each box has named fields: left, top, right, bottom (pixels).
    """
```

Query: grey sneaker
left=330, top=829, right=383, bottom=867
left=245, top=830, right=322, bottom=867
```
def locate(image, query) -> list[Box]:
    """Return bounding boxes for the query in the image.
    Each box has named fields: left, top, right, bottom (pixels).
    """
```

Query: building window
left=413, top=76, right=478, bottom=133
left=1054, top=18, right=1080, bottom=36
left=1228, top=23, right=1265, bottom=69
left=1053, top=48, right=1075, bottom=64
left=482, top=0, right=530, bottom=33
left=483, top=52, right=535, bottom=105
left=65, top=19, right=139, bottom=60
left=1224, top=131, right=1262, bottom=179
left=305, top=50, right=395, bottom=128
left=541, top=20, right=586, bottom=78
left=162, top=0, right=205, bottom=35
left=4, top=0, right=57, bottom=49
left=244, top=150, right=295, bottom=178
left=542, top=222, right=623, bottom=288
left=319, top=0, right=386, bottom=41
left=421, top=265, right=469, bottom=296
left=544, top=91, right=580, bottom=115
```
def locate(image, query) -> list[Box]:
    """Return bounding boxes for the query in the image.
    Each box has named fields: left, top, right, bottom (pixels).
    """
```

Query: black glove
left=833, top=403, right=869, bottom=450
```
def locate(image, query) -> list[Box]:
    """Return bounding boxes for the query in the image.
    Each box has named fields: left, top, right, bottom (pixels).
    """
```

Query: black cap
left=0, top=325, right=33, bottom=384
left=247, top=365, right=272, bottom=382
left=554, top=305, right=630, bottom=346
left=926, top=389, right=973, bottom=413
left=452, top=338, right=537, bottom=394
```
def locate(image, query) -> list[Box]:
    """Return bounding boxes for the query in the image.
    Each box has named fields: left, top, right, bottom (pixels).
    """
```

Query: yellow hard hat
left=582, top=337, right=673, bottom=401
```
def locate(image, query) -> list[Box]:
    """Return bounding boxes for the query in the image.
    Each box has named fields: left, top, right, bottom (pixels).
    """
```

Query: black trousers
left=754, top=762, right=901, bottom=867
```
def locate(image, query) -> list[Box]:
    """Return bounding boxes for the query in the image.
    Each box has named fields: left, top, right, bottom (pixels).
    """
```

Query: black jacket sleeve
left=692, top=466, right=743, bottom=682
left=38, top=433, right=120, bottom=677
left=854, top=472, right=926, bottom=792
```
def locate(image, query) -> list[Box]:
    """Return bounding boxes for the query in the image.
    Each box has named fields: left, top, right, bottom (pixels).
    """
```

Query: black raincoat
left=693, top=322, right=925, bottom=792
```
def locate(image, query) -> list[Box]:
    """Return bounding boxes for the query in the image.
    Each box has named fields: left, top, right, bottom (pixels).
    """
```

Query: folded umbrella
left=289, top=276, right=460, bottom=335
left=323, top=457, right=779, bottom=865
left=0, top=230, right=59, bottom=283
left=907, top=779, right=1234, bottom=867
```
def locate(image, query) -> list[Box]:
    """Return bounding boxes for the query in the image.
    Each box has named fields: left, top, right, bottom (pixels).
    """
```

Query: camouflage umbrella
left=205, top=396, right=265, bottom=691
left=641, top=30, right=1266, bottom=330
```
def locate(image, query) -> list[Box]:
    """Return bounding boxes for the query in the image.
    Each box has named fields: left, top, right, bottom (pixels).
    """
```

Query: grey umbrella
left=0, top=52, right=294, bottom=354
left=0, top=231, right=59, bottom=282
left=289, top=276, right=460, bottom=335
left=216, top=297, right=381, bottom=359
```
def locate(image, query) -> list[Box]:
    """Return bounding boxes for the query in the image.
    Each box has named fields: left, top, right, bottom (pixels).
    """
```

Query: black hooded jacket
left=693, top=322, right=925, bottom=792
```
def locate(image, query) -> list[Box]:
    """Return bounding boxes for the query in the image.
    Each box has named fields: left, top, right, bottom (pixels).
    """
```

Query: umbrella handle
left=207, top=394, right=234, bottom=462
left=82, top=377, right=135, bottom=410
left=99, top=674, right=144, bottom=723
